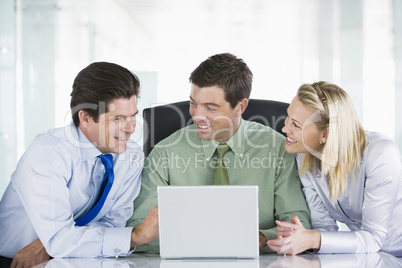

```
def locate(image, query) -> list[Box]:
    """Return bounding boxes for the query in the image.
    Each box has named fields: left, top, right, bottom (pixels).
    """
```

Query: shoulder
left=26, top=126, right=74, bottom=158
left=363, top=131, right=401, bottom=172
left=364, top=131, right=400, bottom=159
left=12, top=127, right=76, bottom=183
left=241, top=120, right=288, bottom=157
left=20, top=124, right=106, bottom=169
left=32, top=124, right=82, bottom=154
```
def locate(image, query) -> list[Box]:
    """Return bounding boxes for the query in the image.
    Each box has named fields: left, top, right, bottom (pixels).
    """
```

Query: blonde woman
left=267, top=81, right=402, bottom=256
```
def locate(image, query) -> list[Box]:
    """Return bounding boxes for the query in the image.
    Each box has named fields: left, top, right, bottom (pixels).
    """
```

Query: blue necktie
left=75, top=154, right=114, bottom=226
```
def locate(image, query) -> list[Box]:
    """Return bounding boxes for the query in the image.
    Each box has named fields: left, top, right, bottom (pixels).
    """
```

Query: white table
left=32, top=252, right=402, bottom=268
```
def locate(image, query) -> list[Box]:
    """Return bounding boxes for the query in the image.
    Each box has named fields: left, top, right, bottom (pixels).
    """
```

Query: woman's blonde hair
left=297, top=81, right=367, bottom=202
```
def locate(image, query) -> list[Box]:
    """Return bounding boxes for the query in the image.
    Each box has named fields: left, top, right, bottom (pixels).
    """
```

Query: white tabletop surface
left=32, top=252, right=402, bottom=268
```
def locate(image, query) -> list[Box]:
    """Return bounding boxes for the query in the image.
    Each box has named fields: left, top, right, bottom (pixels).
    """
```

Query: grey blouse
left=298, top=131, right=402, bottom=256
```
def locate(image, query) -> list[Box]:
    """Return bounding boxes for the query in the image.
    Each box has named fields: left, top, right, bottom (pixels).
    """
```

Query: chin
left=284, top=145, right=297, bottom=154
left=197, top=132, right=212, bottom=141
left=116, top=146, right=127, bottom=154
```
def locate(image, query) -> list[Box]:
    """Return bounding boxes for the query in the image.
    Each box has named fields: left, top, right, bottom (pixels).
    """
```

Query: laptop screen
left=157, top=185, right=259, bottom=259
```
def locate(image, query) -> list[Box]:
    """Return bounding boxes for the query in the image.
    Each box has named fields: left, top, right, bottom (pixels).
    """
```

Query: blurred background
left=0, top=0, right=401, bottom=198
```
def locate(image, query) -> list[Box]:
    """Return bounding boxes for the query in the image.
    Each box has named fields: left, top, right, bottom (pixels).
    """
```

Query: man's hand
left=259, top=232, right=267, bottom=250
left=131, top=206, right=159, bottom=248
left=11, top=238, right=50, bottom=268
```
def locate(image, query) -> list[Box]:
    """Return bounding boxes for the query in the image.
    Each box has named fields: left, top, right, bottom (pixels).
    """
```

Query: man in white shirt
left=0, top=62, right=158, bottom=267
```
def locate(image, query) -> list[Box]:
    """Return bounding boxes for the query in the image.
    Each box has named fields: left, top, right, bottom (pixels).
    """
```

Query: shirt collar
left=200, top=118, right=246, bottom=159
left=76, top=125, right=103, bottom=162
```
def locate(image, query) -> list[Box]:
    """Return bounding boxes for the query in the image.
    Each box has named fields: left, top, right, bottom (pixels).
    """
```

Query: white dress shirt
left=0, top=122, right=144, bottom=258
left=298, top=131, right=402, bottom=256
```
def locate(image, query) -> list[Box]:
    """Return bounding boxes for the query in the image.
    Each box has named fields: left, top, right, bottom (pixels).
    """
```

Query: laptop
left=157, top=185, right=259, bottom=259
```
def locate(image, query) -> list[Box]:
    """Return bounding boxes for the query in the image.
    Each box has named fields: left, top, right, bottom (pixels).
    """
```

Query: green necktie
left=213, top=143, right=230, bottom=185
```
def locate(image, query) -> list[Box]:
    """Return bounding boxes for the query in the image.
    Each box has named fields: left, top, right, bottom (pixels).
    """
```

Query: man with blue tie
left=0, top=62, right=159, bottom=267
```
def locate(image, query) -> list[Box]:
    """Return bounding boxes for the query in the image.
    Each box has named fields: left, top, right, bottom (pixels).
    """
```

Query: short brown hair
left=70, top=62, right=140, bottom=126
left=189, top=53, right=253, bottom=108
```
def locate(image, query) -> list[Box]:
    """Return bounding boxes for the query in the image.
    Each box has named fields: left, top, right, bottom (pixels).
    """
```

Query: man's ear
left=236, top=98, right=249, bottom=116
left=78, top=110, right=92, bottom=128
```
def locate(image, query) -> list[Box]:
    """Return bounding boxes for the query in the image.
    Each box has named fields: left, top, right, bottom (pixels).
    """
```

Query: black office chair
left=142, top=99, right=289, bottom=157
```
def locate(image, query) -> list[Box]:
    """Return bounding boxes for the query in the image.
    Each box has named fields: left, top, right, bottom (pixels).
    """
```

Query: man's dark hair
left=189, top=53, right=253, bottom=108
left=70, top=62, right=140, bottom=126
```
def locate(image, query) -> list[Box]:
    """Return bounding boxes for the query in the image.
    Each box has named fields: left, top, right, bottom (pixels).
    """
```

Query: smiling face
left=79, top=95, right=138, bottom=154
left=189, top=84, right=246, bottom=142
left=282, top=96, right=326, bottom=156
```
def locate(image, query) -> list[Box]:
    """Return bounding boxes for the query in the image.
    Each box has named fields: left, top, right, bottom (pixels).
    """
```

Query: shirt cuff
left=259, top=229, right=276, bottom=254
left=318, top=231, right=357, bottom=254
left=103, top=227, right=134, bottom=257
left=260, top=228, right=277, bottom=241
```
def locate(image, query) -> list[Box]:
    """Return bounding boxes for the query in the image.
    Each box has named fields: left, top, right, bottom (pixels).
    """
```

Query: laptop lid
left=157, top=185, right=259, bottom=259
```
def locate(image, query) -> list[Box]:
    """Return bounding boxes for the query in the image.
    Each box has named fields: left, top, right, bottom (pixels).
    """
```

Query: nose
left=282, top=116, right=290, bottom=134
left=189, top=105, right=206, bottom=121
left=123, top=118, right=136, bottom=134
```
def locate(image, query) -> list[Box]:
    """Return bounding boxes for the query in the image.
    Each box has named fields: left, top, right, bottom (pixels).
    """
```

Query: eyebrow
left=189, top=97, right=220, bottom=107
left=113, top=110, right=139, bottom=118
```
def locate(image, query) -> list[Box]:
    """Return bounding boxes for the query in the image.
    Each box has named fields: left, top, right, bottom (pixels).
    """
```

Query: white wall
left=0, top=0, right=401, bottom=198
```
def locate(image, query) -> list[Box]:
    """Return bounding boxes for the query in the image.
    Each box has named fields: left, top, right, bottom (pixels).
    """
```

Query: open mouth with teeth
left=194, top=120, right=212, bottom=131
left=115, top=137, right=127, bottom=141
left=286, top=137, right=297, bottom=145
left=197, top=124, right=210, bottom=129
